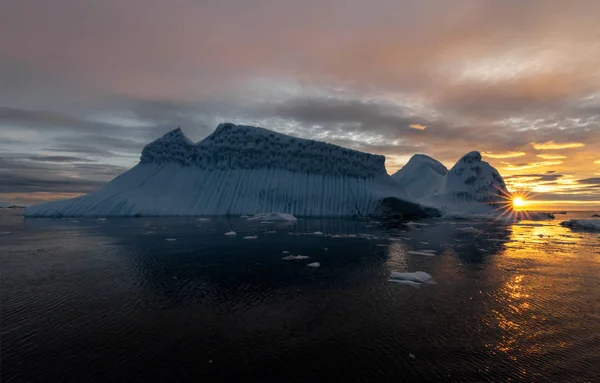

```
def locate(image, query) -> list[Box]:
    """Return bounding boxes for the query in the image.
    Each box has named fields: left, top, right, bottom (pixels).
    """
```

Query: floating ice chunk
left=282, top=255, right=310, bottom=260
left=165, top=238, right=176, bottom=242
left=1, top=231, right=11, bottom=235
left=307, top=262, right=320, bottom=267
left=224, top=231, right=237, bottom=236
left=407, top=250, right=437, bottom=256
left=456, top=226, right=484, bottom=234
left=97, top=218, right=107, bottom=222
left=240, top=215, right=250, bottom=218
left=389, top=271, right=436, bottom=284
left=312, top=231, right=324, bottom=235
left=405, top=221, right=428, bottom=227
left=243, top=235, right=258, bottom=240
left=144, top=231, right=156, bottom=234
left=561, top=219, right=600, bottom=231
left=282, top=251, right=290, bottom=254
left=247, top=213, right=297, bottom=222
left=420, top=241, right=430, bottom=245
left=388, top=279, right=422, bottom=287
left=197, top=217, right=211, bottom=221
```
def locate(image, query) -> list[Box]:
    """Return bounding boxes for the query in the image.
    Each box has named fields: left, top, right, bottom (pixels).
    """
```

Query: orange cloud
left=409, top=124, right=427, bottom=130
left=595, top=159, right=600, bottom=164
left=531, top=141, right=585, bottom=150
left=537, top=154, right=567, bottom=159
left=483, top=151, right=526, bottom=159
left=502, top=160, right=564, bottom=171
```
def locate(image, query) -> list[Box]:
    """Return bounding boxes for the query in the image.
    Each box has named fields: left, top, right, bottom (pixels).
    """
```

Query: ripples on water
left=1, top=209, right=599, bottom=382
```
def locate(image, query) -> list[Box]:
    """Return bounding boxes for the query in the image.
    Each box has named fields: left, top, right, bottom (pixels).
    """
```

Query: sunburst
left=490, top=185, right=536, bottom=222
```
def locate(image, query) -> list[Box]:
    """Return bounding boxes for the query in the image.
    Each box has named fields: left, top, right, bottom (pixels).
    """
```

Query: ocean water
left=1, top=209, right=599, bottom=382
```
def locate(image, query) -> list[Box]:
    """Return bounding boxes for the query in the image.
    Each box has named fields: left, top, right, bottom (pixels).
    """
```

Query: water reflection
left=2, top=213, right=600, bottom=382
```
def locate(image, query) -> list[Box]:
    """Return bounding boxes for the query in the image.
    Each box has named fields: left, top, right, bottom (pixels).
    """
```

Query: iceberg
left=389, top=271, right=436, bottom=284
left=282, top=255, right=310, bottom=260
left=25, top=123, right=435, bottom=218
left=560, top=219, right=600, bottom=231
left=224, top=231, right=237, bottom=236
left=391, top=154, right=447, bottom=199
left=243, top=235, right=258, bottom=240
left=422, top=151, right=510, bottom=214
left=307, top=262, right=321, bottom=268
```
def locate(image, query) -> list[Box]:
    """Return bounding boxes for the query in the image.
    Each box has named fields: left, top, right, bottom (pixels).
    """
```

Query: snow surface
left=389, top=271, right=436, bottom=284
left=247, top=213, right=297, bottom=221
left=391, top=154, right=447, bottom=198
left=26, top=124, right=432, bottom=218
left=560, top=219, right=600, bottom=230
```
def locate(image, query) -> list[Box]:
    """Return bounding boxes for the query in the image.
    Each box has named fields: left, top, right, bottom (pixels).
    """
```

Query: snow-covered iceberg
left=26, top=123, right=435, bottom=218
left=560, top=219, right=600, bottom=231
left=391, top=154, right=447, bottom=199
left=420, top=151, right=511, bottom=215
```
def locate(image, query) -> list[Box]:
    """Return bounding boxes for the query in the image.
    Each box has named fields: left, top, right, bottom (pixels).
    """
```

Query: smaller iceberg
left=560, top=219, right=600, bottom=231
left=388, top=271, right=436, bottom=285
left=247, top=213, right=298, bottom=222
left=282, top=255, right=310, bottom=260
left=224, top=231, right=237, bottom=236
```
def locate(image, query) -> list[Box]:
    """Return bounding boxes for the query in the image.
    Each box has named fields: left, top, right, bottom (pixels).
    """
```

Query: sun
left=512, top=196, right=527, bottom=209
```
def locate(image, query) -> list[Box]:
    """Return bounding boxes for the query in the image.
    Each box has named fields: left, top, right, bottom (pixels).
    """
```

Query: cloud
left=595, top=160, right=600, bottom=164
left=578, top=178, right=600, bottom=185
left=483, top=151, right=526, bottom=159
left=502, top=161, right=564, bottom=171
left=505, top=173, right=564, bottom=182
left=26, top=156, right=96, bottom=163
left=0, top=155, right=127, bottom=193
left=409, top=124, right=427, bottom=130
left=537, top=154, right=567, bottom=159
left=0, top=172, right=105, bottom=193
left=530, top=141, right=585, bottom=150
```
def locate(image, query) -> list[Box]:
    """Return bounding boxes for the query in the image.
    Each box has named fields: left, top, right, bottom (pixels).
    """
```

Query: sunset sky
left=1, top=0, right=599, bottom=209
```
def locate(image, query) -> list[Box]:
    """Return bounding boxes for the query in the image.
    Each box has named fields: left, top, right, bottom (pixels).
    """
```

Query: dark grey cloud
left=0, top=172, right=105, bottom=193
left=578, top=178, right=600, bottom=185
left=26, top=155, right=96, bottom=163
left=0, top=155, right=127, bottom=193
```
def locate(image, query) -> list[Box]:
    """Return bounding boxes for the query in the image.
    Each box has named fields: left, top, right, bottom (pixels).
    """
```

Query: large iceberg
left=25, top=123, right=435, bottom=218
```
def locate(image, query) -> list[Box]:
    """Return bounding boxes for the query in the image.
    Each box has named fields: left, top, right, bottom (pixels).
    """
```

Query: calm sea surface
left=1, top=209, right=599, bottom=382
